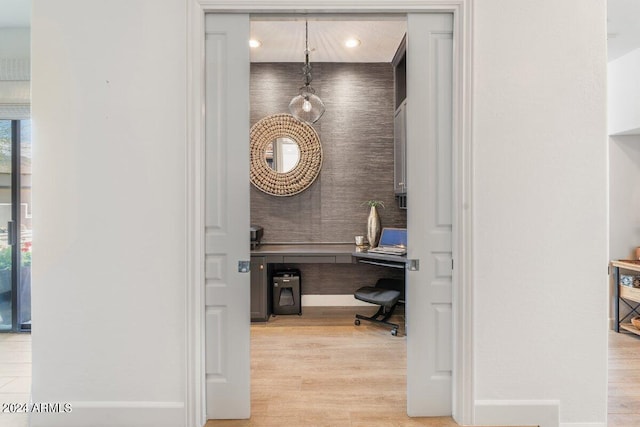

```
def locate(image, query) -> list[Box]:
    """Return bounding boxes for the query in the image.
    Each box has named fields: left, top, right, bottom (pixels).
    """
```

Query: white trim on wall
left=450, top=0, right=474, bottom=422
left=31, top=403, right=184, bottom=427
left=474, top=400, right=560, bottom=427
left=186, top=1, right=473, bottom=426
left=186, top=3, right=206, bottom=426
left=474, top=401, right=606, bottom=427
left=301, top=294, right=376, bottom=307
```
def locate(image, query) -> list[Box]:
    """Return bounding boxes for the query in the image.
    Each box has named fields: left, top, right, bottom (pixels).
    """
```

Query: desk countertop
left=251, top=243, right=355, bottom=256
left=250, top=243, right=407, bottom=268
left=250, top=243, right=356, bottom=264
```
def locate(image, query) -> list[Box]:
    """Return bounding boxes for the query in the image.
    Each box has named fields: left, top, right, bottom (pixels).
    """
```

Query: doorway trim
left=186, top=1, right=474, bottom=426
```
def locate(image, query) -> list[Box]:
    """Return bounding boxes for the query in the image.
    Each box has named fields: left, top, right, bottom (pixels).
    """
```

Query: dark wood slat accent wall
left=251, top=63, right=406, bottom=295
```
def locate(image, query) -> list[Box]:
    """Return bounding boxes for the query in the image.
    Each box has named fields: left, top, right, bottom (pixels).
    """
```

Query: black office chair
left=353, top=278, right=405, bottom=336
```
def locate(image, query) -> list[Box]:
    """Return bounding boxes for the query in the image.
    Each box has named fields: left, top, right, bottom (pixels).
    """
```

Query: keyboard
left=368, top=246, right=407, bottom=256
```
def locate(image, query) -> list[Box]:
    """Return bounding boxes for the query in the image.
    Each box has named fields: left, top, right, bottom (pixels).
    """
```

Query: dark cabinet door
left=250, top=256, right=269, bottom=321
left=394, top=101, right=407, bottom=195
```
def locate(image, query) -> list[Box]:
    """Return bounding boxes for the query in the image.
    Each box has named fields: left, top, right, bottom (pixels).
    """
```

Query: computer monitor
left=378, top=228, right=407, bottom=247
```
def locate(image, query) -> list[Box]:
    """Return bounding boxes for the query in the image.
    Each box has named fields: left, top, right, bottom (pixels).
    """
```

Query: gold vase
left=367, top=205, right=381, bottom=248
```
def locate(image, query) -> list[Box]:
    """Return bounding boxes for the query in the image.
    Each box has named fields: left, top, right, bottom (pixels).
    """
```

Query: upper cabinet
left=393, top=35, right=407, bottom=109
left=393, top=35, right=407, bottom=203
left=394, top=101, right=407, bottom=195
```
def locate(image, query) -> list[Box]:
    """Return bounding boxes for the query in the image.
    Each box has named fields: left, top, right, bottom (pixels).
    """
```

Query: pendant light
left=289, top=20, right=325, bottom=124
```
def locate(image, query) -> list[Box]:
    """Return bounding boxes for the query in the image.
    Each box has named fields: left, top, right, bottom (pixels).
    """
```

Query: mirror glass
left=265, top=137, right=300, bottom=173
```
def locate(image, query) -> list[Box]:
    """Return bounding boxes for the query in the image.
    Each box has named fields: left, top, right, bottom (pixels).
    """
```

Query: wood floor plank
left=3, top=308, right=639, bottom=427
left=607, top=330, right=640, bottom=422
left=608, top=413, right=640, bottom=427
left=207, top=308, right=640, bottom=427
left=210, top=307, right=472, bottom=427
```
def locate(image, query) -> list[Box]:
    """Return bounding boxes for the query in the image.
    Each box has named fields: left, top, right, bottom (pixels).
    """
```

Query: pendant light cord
left=304, top=20, right=311, bottom=86
left=289, top=17, right=325, bottom=123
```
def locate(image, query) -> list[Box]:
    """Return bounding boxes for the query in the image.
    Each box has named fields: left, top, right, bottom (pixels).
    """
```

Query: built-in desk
left=250, top=244, right=354, bottom=321
left=251, top=243, right=356, bottom=264
left=250, top=244, right=407, bottom=322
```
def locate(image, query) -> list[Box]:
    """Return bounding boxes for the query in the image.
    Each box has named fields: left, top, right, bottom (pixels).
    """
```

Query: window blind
left=0, top=57, right=30, bottom=120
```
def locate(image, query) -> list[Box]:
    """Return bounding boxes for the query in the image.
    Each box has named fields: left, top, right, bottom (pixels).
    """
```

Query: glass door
left=0, top=119, right=31, bottom=332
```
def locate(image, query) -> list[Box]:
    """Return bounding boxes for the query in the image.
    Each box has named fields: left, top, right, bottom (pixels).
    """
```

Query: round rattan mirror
left=250, top=114, right=322, bottom=196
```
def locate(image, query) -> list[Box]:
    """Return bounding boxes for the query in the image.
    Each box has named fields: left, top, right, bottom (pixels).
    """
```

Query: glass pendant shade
left=289, top=20, right=325, bottom=124
left=289, top=87, right=325, bottom=124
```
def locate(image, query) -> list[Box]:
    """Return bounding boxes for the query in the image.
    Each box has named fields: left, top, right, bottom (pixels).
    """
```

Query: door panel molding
left=406, top=15, right=453, bottom=416
left=186, top=1, right=474, bottom=426
left=202, top=13, right=251, bottom=420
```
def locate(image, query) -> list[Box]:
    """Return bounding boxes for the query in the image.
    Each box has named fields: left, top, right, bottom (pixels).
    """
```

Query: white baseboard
left=560, top=423, right=606, bottom=427
left=474, top=400, right=559, bottom=427
left=302, top=294, right=375, bottom=307
left=30, top=401, right=184, bottom=427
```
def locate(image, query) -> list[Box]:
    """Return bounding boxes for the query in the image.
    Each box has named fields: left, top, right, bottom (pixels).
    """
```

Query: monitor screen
left=379, top=228, right=407, bottom=247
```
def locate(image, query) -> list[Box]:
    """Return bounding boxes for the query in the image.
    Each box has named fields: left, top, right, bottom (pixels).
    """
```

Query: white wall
left=30, top=1, right=608, bottom=426
left=609, top=48, right=640, bottom=135
left=31, top=1, right=187, bottom=426
left=473, top=1, right=608, bottom=426
left=609, top=136, right=640, bottom=260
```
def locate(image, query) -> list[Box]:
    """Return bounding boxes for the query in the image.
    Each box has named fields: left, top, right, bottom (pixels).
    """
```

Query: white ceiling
left=1, top=3, right=639, bottom=63
left=608, top=0, right=640, bottom=61
left=0, top=0, right=30, bottom=28
left=250, top=18, right=406, bottom=63
left=249, top=6, right=640, bottom=64
left=607, top=0, right=640, bottom=61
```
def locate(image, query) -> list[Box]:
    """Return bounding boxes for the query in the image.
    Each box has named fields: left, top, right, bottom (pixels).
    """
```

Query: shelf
left=612, top=260, right=640, bottom=334
left=611, top=259, right=640, bottom=273
left=620, top=323, right=640, bottom=336
left=620, top=285, right=640, bottom=303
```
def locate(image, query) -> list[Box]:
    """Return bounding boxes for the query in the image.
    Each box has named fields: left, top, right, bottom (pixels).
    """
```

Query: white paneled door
left=406, top=13, right=454, bottom=416
left=204, top=14, right=251, bottom=420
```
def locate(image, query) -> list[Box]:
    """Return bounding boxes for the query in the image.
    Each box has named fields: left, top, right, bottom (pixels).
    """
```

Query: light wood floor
left=0, top=332, right=31, bottom=427
left=206, top=306, right=462, bottom=427
left=608, top=330, right=640, bottom=426
left=206, top=307, right=640, bottom=427
left=1, top=309, right=639, bottom=427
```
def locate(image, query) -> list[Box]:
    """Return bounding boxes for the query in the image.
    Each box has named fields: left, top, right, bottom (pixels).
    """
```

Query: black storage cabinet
left=250, top=256, right=270, bottom=322
left=272, top=269, right=302, bottom=315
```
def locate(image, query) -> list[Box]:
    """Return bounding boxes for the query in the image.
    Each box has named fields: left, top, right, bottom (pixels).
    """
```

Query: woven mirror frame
left=250, top=114, right=323, bottom=197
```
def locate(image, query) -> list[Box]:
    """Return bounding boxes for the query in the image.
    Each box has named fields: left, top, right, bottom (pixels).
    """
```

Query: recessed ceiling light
left=345, top=38, right=361, bottom=48
left=249, top=39, right=262, bottom=48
